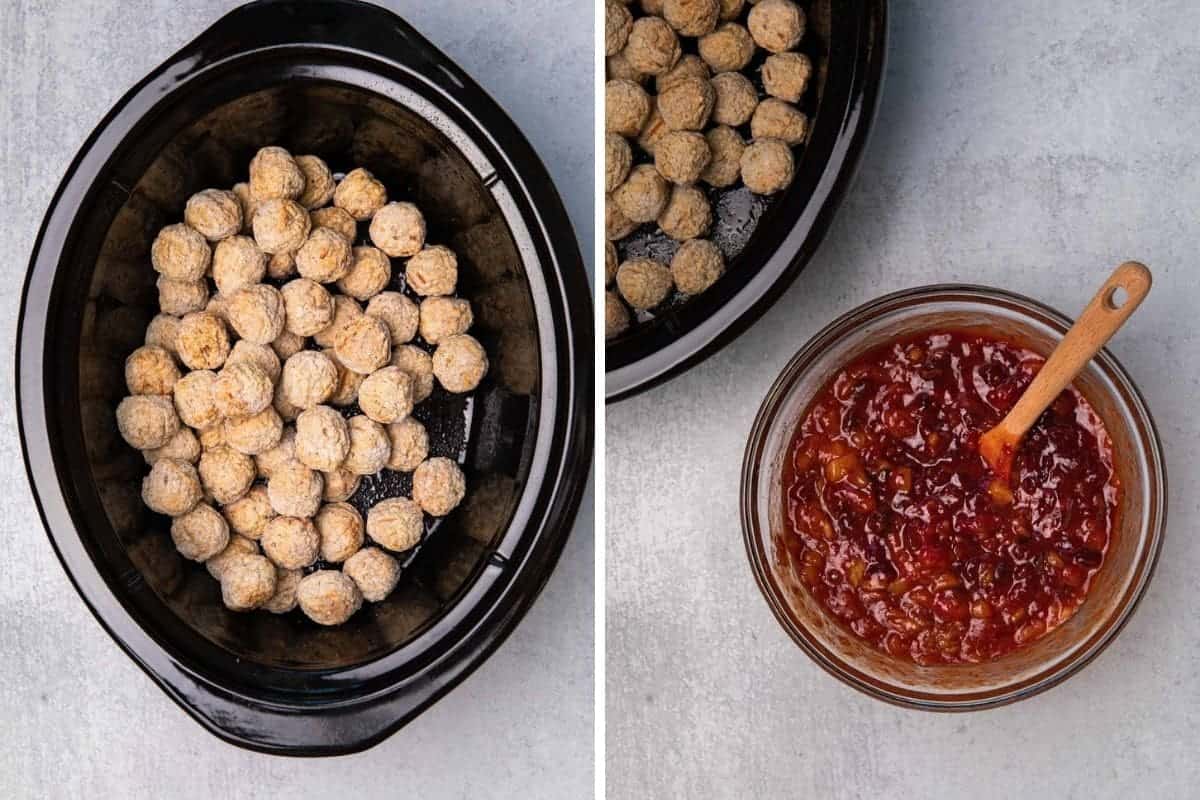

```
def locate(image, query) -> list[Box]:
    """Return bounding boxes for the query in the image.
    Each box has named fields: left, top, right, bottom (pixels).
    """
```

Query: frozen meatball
left=748, top=0, right=805, bottom=53
left=223, top=407, right=283, bottom=455
left=762, top=51, right=812, bottom=102
left=117, top=395, right=179, bottom=450
left=607, top=51, right=648, bottom=85
left=605, top=79, right=651, bottom=138
left=185, top=189, right=242, bottom=241
left=343, top=547, right=401, bottom=602
left=173, top=369, right=222, bottom=430
left=226, top=340, right=281, bottom=383
left=701, top=125, right=746, bottom=187
left=151, top=223, right=210, bottom=281
left=175, top=311, right=230, bottom=371
left=656, top=54, right=711, bottom=95
left=226, top=284, right=285, bottom=345
left=698, top=23, right=754, bottom=72
left=223, top=484, right=276, bottom=540
left=281, top=351, right=338, bottom=410
left=605, top=291, right=631, bottom=339
left=271, top=329, right=307, bottom=362
left=413, top=457, right=466, bottom=517
left=261, top=516, right=320, bottom=570
left=262, top=567, right=303, bottom=614
left=267, top=461, right=323, bottom=518
left=741, top=138, right=795, bottom=194
left=125, top=345, right=179, bottom=396
left=255, top=427, right=297, bottom=480
left=334, top=168, right=388, bottom=221
left=623, top=16, right=681, bottom=75
left=199, top=445, right=255, bottom=505
left=405, top=245, right=458, bottom=297
left=711, top=72, right=759, bottom=126
left=231, top=182, right=259, bottom=234
left=144, top=313, right=181, bottom=356
left=605, top=133, right=633, bottom=193
left=658, top=184, right=712, bottom=241
left=606, top=193, right=639, bottom=241
left=606, top=242, right=618, bottom=285
left=297, top=570, right=362, bottom=625
left=369, top=202, right=425, bottom=258
left=211, top=235, right=266, bottom=295
left=213, top=362, right=273, bottom=418
left=391, top=345, right=435, bottom=402
left=325, top=349, right=365, bottom=407
left=614, top=164, right=669, bottom=223
left=386, top=417, right=428, bottom=472
left=658, top=76, right=715, bottom=132
left=206, top=534, right=258, bottom=581
left=253, top=198, right=311, bottom=255
left=220, top=554, right=277, bottom=611
left=295, top=154, right=336, bottom=209
left=751, top=98, right=808, bottom=145
left=143, top=427, right=201, bottom=465
left=316, top=502, right=365, bottom=563
left=296, top=227, right=353, bottom=283
left=310, top=205, right=358, bottom=243
left=672, top=238, right=725, bottom=294
left=365, top=291, right=419, bottom=345
left=322, top=467, right=361, bottom=502
left=170, top=502, right=229, bottom=562
left=358, top=366, right=415, bottom=424
left=664, top=0, right=719, bottom=36
left=343, top=415, right=391, bottom=475
left=334, top=315, right=391, bottom=374
left=616, top=258, right=673, bottom=310
left=637, top=103, right=669, bottom=155
left=418, top=296, right=473, bottom=345
left=280, top=278, right=334, bottom=337
left=605, top=0, right=633, bottom=56
left=295, top=405, right=350, bottom=471
left=142, top=458, right=202, bottom=517
left=157, top=276, right=209, bottom=316
left=313, top=294, right=363, bottom=349
left=433, top=334, right=489, bottom=393
left=367, top=497, right=424, bottom=552
left=654, top=131, right=711, bottom=184
left=337, top=246, right=392, bottom=300
left=249, top=146, right=305, bottom=201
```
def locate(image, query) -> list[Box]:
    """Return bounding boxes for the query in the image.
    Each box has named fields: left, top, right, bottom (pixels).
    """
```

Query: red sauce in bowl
left=781, top=331, right=1119, bottom=664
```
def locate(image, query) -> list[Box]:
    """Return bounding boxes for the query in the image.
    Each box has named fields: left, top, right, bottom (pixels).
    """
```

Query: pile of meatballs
left=116, top=145, right=488, bottom=626
left=605, top=0, right=812, bottom=338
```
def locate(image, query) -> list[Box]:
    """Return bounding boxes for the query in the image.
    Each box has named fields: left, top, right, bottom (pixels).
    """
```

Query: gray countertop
left=0, top=2, right=592, bottom=797
left=608, top=1, right=1200, bottom=797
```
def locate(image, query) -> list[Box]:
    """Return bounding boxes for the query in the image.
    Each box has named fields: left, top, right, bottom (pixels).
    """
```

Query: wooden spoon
left=979, top=261, right=1152, bottom=484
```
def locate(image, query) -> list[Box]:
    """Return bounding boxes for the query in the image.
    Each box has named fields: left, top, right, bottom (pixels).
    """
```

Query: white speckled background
left=608, top=1, right=1200, bottom=797
left=0, top=1, right=592, bottom=797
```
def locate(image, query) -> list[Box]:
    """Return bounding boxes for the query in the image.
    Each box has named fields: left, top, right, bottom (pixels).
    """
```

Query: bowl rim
left=740, top=283, right=1167, bottom=710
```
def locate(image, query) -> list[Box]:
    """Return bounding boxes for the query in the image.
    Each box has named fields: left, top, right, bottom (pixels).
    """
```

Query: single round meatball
left=334, top=315, right=391, bottom=374
left=252, top=198, right=312, bottom=255
left=325, top=349, right=365, bottom=407
left=333, top=168, right=388, bottom=221
left=665, top=0, right=719, bottom=36
left=125, top=345, right=179, bottom=395
left=367, top=497, right=424, bottom=552
left=616, top=258, right=674, bottom=310
left=265, top=250, right=296, bottom=280
left=605, top=0, right=633, bottom=56
left=297, top=570, right=362, bottom=625
left=313, top=294, right=363, bottom=348
left=658, top=184, right=713, bottom=240
left=386, top=417, right=428, bottom=472
left=157, top=276, right=209, bottom=316
left=701, top=125, right=746, bottom=187
left=261, top=516, right=320, bottom=570
left=255, top=427, right=298, bottom=480
left=280, top=277, right=334, bottom=337
left=310, top=205, right=358, bottom=243
left=117, top=394, right=179, bottom=450
left=605, top=291, right=631, bottom=339
left=220, top=554, right=277, bottom=611
left=405, top=245, right=458, bottom=297
left=637, top=103, right=669, bottom=155
left=418, top=297, right=473, bottom=345
left=711, top=72, right=759, bottom=127
left=343, top=547, right=401, bottom=602
left=413, top=457, right=466, bottom=517
left=748, top=0, right=805, bottom=53
left=144, top=313, right=181, bottom=356
left=605, top=79, right=651, bottom=138
left=170, top=502, right=229, bottom=561
left=212, top=235, right=267, bottom=295
left=249, top=146, right=305, bottom=201
left=719, top=0, right=745, bottom=20
left=226, top=340, right=281, bottom=383
left=605, top=133, right=633, bottom=193
left=606, top=242, right=618, bottom=285
left=198, top=445, right=255, bottom=505
left=741, top=137, right=795, bottom=194
left=267, top=461, right=324, bottom=518
left=262, top=566, right=303, bottom=613
left=623, top=16, right=681, bottom=75
left=295, top=154, right=336, bottom=209
left=322, top=467, right=362, bottom=502
left=751, top=98, right=808, bottom=145
left=271, top=329, right=307, bottom=362
left=606, top=51, right=648, bottom=85
left=658, top=76, right=715, bottom=132
left=606, top=193, right=639, bottom=241
left=143, top=427, right=201, bottom=465
left=226, top=284, right=286, bottom=345
left=296, top=227, right=353, bottom=283
left=698, top=22, right=755, bottom=72
left=343, top=415, right=391, bottom=475
left=672, top=238, right=725, bottom=295
left=433, top=334, right=488, bottom=393
left=369, top=202, right=426, bottom=258
left=656, top=54, right=711, bottom=95
left=213, top=362, right=273, bottom=418
left=614, top=164, right=669, bottom=223
left=295, top=405, right=350, bottom=471
left=231, top=182, right=260, bottom=234
left=762, top=51, right=812, bottom=102
left=654, top=131, right=711, bottom=184
left=390, top=345, right=435, bottom=402
left=316, top=502, right=365, bottom=563
left=337, top=246, right=392, bottom=300
left=142, top=458, right=202, bottom=517
left=358, top=366, right=415, bottom=424
left=175, top=312, right=230, bottom=371
left=205, top=534, right=258, bottom=581
left=173, top=369, right=222, bottom=430
left=223, top=484, right=276, bottom=540
left=184, top=189, right=242, bottom=241
left=151, top=223, right=210, bottom=281
left=223, top=407, right=283, bottom=455
left=365, top=291, right=419, bottom=345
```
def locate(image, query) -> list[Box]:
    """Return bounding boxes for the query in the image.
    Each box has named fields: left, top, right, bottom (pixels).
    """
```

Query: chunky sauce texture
left=781, top=331, right=1119, bottom=664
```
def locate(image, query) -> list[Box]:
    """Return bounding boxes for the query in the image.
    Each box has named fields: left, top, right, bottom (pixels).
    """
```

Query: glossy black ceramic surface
left=17, top=0, right=590, bottom=755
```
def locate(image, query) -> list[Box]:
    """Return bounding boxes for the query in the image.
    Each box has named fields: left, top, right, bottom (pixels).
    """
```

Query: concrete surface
left=0, top=2, right=592, bottom=798
left=608, top=2, right=1200, bottom=798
